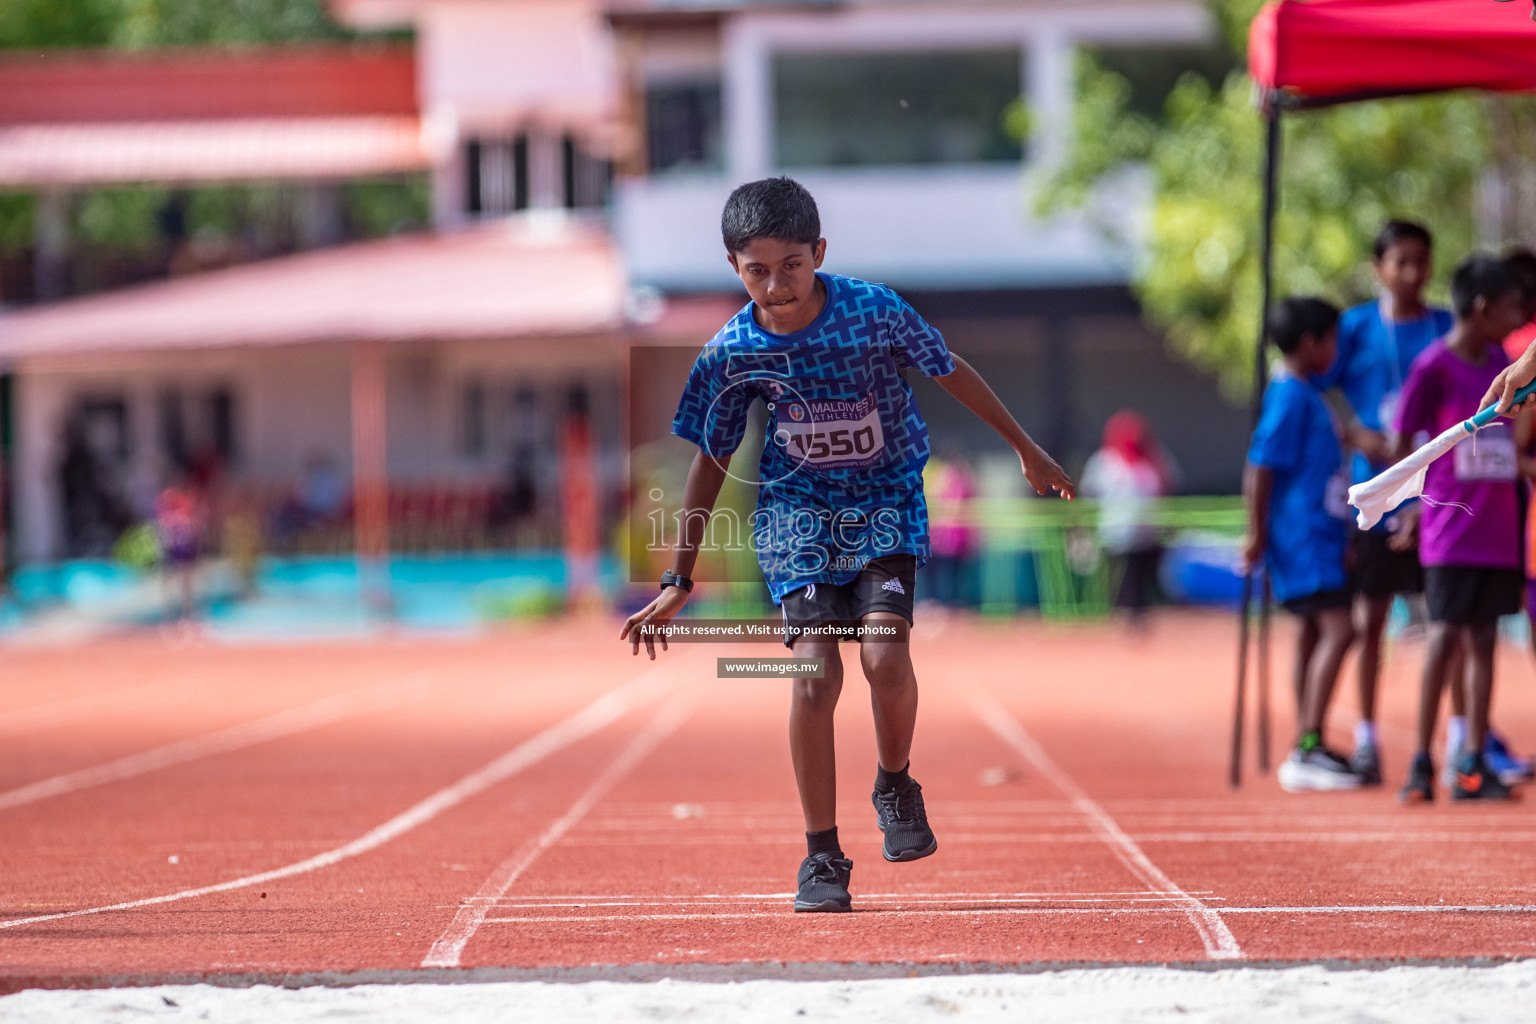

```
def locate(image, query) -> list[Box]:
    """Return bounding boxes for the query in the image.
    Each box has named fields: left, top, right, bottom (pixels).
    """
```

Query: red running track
left=3, top=611, right=1536, bottom=991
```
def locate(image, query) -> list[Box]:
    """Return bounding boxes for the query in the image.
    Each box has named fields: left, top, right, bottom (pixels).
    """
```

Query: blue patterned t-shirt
left=671, top=273, right=956, bottom=604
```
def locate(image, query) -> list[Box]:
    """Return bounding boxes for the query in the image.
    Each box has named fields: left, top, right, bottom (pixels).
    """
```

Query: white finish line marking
left=482, top=904, right=1536, bottom=924
left=0, top=670, right=674, bottom=932
left=422, top=692, right=696, bottom=969
left=0, top=670, right=445, bottom=812
left=970, top=692, right=1244, bottom=961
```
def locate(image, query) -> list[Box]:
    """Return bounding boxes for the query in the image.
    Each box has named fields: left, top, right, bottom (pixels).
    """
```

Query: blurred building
left=0, top=0, right=1250, bottom=565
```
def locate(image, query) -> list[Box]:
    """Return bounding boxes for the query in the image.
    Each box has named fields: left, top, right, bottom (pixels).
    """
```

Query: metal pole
left=1257, top=573, right=1273, bottom=773
left=1233, top=104, right=1282, bottom=788
left=1231, top=571, right=1252, bottom=789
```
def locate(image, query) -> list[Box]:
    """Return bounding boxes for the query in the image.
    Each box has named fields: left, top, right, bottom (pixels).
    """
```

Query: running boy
left=1395, top=255, right=1529, bottom=803
left=1244, top=297, right=1361, bottom=792
left=619, top=177, right=1073, bottom=912
left=1318, top=221, right=1451, bottom=785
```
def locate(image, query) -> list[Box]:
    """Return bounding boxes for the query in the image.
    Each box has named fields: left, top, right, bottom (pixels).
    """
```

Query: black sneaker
left=1400, top=752, right=1434, bottom=804
left=1350, top=744, right=1382, bottom=787
left=794, top=852, right=853, bottom=912
left=872, top=775, right=938, bottom=862
left=1452, top=751, right=1518, bottom=802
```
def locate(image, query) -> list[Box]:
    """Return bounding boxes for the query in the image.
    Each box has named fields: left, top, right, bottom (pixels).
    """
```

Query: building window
left=645, top=80, right=723, bottom=174
left=564, top=136, right=613, bottom=210
left=465, top=138, right=527, bottom=216
left=465, top=134, right=610, bottom=216
left=461, top=380, right=487, bottom=459
left=159, top=386, right=237, bottom=472
left=773, top=50, right=1024, bottom=168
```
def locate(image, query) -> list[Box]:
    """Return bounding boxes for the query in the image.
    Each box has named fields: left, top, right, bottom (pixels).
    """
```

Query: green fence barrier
left=960, top=496, right=1246, bottom=621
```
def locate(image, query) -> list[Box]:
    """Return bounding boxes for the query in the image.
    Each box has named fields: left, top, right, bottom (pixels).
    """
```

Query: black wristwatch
left=659, top=570, right=694, bottom=593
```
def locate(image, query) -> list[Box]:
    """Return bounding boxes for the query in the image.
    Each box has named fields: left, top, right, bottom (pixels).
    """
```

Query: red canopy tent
left=1251, top=0, right=1536, bottom=109
left=1227, top=0, right=1536, bottom=785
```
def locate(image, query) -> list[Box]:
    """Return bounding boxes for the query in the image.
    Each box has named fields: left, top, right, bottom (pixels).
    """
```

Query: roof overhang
left=0, top=219, right=631, bottom=361
left=0, top=117, right=431, bottom=188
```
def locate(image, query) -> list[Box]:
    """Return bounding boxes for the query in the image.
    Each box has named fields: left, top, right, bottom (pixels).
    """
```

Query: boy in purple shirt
left=1394, top=255, right=1530, bottom=803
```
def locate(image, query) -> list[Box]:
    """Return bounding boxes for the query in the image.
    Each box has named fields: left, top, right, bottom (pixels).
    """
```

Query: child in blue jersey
left=620, top=177, right=1073, bottom=912
left=1317, top=221, right=1452, bottom=785
left=1244, top=297, right=1361, bottom=793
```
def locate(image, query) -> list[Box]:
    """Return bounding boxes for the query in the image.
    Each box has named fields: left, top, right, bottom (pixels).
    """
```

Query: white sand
left=4, top=964, right=1536, bottom=1023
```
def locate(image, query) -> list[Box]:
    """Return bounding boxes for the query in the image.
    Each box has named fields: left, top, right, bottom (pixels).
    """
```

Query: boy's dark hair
left=721, top=177, right=821, bottom=254
left=1373, top=219, right=1433, bottom=260
left=1503, top=246, right=1536, bottom=302
left=1268, top=297, right=1339, bottom=355
left=1450, top=254, right=1517, bottom=317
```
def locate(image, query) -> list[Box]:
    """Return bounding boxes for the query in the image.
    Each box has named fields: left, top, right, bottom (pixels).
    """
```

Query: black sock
left=875, top=761, right=910, bottom=792
left=806, top=827, right=841, bottom=857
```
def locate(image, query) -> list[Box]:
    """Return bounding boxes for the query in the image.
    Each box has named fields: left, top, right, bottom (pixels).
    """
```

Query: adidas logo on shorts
left=881, top=577, right=906, bottom=595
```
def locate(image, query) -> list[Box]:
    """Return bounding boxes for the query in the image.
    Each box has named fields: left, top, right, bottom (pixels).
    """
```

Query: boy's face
left=1297, top=326, right=1338, bottom=376
left=728, top=236, right=827, bottom=332
left=1469, top=289, right=1528, bottom=342
left=1374, top=239, right=1432, bottom=305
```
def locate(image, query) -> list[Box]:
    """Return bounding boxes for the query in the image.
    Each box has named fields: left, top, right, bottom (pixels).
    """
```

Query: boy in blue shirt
left=620, top=177, right=1073, bottom=912
left=1245, top=297, right=1361, bottom=792
left=1318, top=221, right=1452, bottom=785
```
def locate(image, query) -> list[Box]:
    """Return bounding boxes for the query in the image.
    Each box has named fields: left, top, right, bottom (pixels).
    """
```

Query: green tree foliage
left=0, top=0, right=117, bottom=49
left=0, top=0, right=354, bottom=50
left=1042, top=0, right=1490, bottom=400
left=0, top=1, right=424, bottom=284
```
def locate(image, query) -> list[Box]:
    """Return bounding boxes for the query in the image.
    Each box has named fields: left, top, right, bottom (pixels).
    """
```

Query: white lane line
left=481, top=904, right=1536, bottom=924
left=0, top=680, right=169, bottom=737
left=422, top=691, right=696, bottom=969
left=0, top=669, right=445, bottom=811
left=0, top=670, right=673, bottom=932
left=970, top=692, right=1243, bottom=961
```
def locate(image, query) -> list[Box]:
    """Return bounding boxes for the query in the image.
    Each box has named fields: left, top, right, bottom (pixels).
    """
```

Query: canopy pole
left=1254, top=108, right=1281, bottom=408
left=1234, top=105, right=1282, bottom=788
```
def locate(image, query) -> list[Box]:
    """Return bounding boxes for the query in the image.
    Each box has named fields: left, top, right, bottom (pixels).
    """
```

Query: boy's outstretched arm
left=934, top=354, right=1074, bottom=499
left=619, top=448, right=730, bottom=659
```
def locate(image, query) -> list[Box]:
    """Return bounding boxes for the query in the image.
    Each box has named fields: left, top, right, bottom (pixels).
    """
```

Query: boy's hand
left=1387, top=505, right=1420, bottom=552
left=619, top=586, right=691, bottom=660
left=1019, top=445, right=1075, bottom=500
left=1346, top=426, right=1390, bottom=463
left=1483, top=352, right=1536, bottom=418
left=1241, top=534, right=1265, bottom=573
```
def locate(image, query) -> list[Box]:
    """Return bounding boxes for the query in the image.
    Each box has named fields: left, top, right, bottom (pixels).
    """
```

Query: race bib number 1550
left=778, top=394, right=886, bottom=470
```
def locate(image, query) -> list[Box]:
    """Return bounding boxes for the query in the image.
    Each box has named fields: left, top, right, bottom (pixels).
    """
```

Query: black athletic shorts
left=1281, top=588, right=1353, bottom=617
left=1424, top=565, right=1524, bottom=624
left=1352, top=530, right=1424, bottom=599
left=781, top=554, right=915, bottom=648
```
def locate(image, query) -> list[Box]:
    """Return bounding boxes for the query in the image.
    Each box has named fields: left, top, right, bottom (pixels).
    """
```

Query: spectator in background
left=1496, top=248, right=1536, bottom=787
left=923, top=449, right=978, bottom=607
left=276, top=451, right=346, bottom=547
left=1081, top=410, right=1175, bottom=628
left=1502, top=248, right=1536, bottom=364
left=1317, top=220, right=1449, bottom=788
left=155, top=470, right=202, bottom=624
left=1244, top=298, right=1361, bottom=793
left=298, top=452, right=345, bottom=522
left=1395, top=255, right=1529, bottom=803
